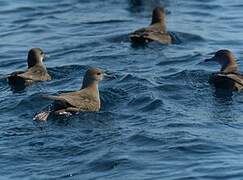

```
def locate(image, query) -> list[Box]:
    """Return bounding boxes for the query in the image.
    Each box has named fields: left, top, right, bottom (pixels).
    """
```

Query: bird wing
left=144, top=31, right=171, bottom=43
left=10, top=70, right=26, bottom=76
left=217, top=73, right=243, bottom=87
left=5, top=70, right=26, bottom=79
left=18, top=66, right=51, bottom=81
left=130, top=25, right=171, bottom=43
left=130, top=26, right=157, bottom=38
left=44, top=91, right=99, bottom=111
left=7, top=70, right=28, bottom=86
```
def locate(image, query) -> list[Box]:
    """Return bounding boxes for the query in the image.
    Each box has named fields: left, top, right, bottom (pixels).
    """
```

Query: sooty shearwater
left=205, top=49, right=243, bottom=91
left=129, top=7, right=172, bottom=44
left=7, top=48, right=51, bottom=90
left=34, top=68, right=106, bottom=121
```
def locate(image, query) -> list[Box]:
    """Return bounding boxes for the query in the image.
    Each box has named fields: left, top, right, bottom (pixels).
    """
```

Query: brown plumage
left=8, top=48, right=51, bottom=90
left=129, top=7, right=172, bottom=44
left=205, top=49, right=243, bottom=91
left=34, top=68, right=105, bottom=121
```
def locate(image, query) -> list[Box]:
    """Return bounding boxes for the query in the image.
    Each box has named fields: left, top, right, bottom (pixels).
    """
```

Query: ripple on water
left=1, top=0, right=243, bottom=179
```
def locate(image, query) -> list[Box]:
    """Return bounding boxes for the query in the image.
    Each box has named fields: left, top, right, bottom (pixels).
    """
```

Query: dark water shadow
left=171, top=31, right=205, bottom=44
left=213, top=88, right=234, bottom=100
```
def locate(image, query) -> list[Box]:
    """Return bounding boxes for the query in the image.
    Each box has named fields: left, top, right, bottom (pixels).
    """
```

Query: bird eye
left=97, top=73, right=101, bottom=75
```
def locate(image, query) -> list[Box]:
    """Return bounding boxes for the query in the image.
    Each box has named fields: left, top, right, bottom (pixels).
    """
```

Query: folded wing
left=44, top=91, right=99, bottom=111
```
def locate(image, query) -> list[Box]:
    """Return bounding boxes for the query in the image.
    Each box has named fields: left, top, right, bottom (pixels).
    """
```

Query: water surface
left=1, top=0, right=243, bottom=179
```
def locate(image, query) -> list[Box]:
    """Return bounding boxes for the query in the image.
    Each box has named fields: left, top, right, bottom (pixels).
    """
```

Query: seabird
left=7, top=48, right=51, bottom=90
left=205, top=49, right=243, bottom=91
left=129, top=7, right=172, bottom=44
left=34, top=68, right=105, bottom=121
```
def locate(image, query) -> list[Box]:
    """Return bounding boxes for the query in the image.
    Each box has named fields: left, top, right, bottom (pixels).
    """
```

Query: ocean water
left=1, top=0, right=243, bottom=179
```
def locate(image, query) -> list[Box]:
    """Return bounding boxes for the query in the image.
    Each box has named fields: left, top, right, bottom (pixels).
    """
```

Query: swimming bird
left=8, top=48, right=51, bottom=90
left=34, top=68, right=105, bottom=121
left=205, top=49, right=243, bottom=91
left=129, top=7, right=172, bottom=44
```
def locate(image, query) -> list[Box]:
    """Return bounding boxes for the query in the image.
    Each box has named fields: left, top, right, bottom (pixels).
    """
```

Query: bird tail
left=33, top=111, right=50, bottom=121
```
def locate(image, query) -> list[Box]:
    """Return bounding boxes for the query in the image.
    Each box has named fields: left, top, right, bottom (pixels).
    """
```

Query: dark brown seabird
left=34, top=68, right=105, bottom=121
left=8, top=48, right=51, bottom=89
left=205, top=49, right=243, bottom=91
left=129, top=7, right=172, bottom=44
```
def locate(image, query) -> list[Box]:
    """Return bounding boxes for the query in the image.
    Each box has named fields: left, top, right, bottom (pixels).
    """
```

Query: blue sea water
left=1, top=0, right=243, bottom=179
